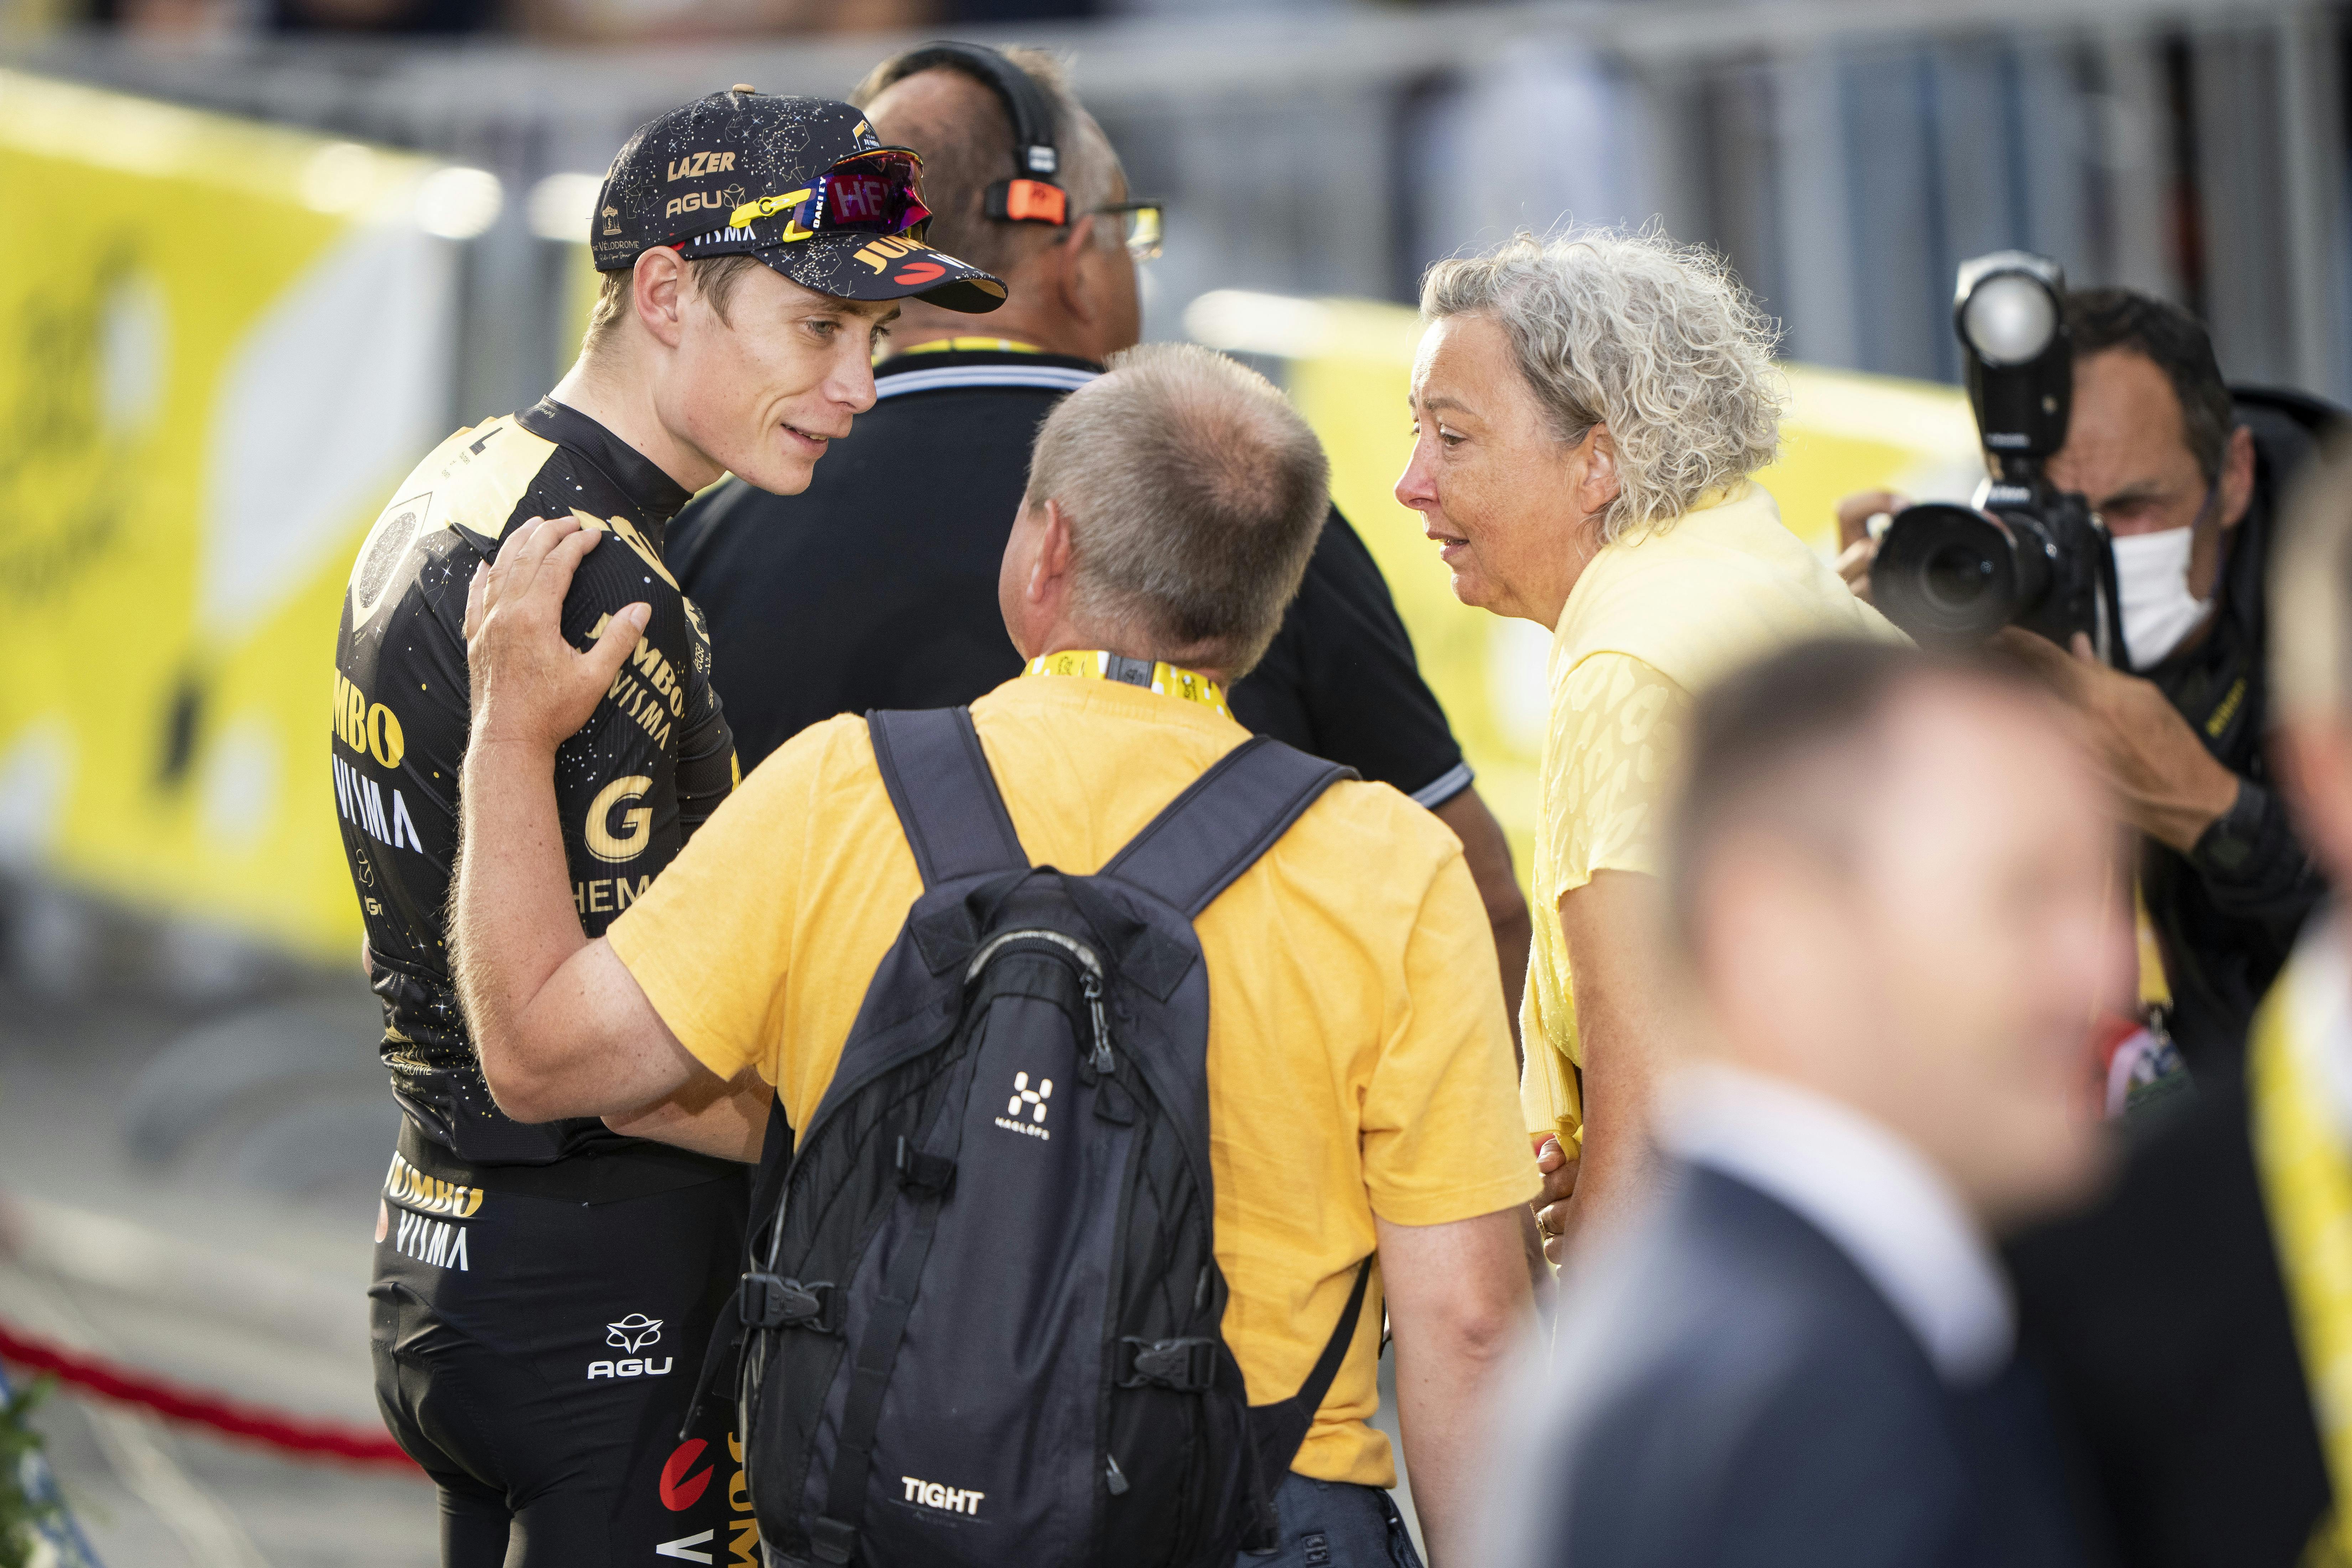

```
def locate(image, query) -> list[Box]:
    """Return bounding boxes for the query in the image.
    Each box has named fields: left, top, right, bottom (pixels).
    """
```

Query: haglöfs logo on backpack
left=993, top=1071, right=1052, bottom=1142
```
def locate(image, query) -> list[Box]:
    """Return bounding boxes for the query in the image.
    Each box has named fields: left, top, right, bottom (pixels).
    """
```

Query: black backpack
left=701, top=706, right=1372, bottom=1568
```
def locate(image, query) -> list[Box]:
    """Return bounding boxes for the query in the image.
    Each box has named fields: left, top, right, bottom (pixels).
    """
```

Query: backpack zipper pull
left=1082, top=973, right=1115, bottom=1074
left=1105, top=1453, right=1130, bottom=1496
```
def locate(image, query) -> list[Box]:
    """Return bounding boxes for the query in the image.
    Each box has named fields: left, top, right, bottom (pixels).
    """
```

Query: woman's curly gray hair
left=1420, top=228, right=1785, bottom=541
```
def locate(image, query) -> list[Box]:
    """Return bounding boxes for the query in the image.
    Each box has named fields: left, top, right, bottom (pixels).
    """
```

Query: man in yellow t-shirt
left=448, top=343, right=1538, bottom=1568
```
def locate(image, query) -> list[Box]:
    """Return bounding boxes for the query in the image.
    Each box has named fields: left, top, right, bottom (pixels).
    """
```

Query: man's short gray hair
left=1420, top=228, right=1785, bottom=541
left=2273, top=431, right=2352, bottom=718
left=1026, top=343, right=1330, bottom=677
left=853, top=46, right=1123, bottom=280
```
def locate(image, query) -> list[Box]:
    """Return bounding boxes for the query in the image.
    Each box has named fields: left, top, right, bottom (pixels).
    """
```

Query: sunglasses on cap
left=726, top=148, right=934, bottom=244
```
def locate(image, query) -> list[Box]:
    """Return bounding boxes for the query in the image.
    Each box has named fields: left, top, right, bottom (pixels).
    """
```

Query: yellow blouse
left=1520, top=654, right=1690, bottom=1143
left=1519, top=483, right=1906, bottom=1146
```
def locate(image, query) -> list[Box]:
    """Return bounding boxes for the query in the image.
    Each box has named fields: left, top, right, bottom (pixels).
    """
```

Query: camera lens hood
left=1871, top=502, right=2036, bottom=646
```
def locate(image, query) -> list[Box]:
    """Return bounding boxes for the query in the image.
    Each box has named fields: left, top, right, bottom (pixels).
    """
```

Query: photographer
left=1841, top=289, right=2337, bottom=1073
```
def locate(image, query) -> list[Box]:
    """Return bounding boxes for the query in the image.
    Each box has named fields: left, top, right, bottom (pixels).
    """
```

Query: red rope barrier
left=0, top=1317, right=420, bottom=1472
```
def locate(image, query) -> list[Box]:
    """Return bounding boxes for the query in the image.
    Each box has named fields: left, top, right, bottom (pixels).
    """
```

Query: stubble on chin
left=737, top=455, right=816, bottom=499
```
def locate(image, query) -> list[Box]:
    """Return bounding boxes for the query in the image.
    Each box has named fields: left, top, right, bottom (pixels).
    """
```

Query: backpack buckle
left=895, top=1136, right=957, bottom=1198
left=741, top=1273, right=840, bottom=1334
left=1117, top=1336, right=1217, bottom=1393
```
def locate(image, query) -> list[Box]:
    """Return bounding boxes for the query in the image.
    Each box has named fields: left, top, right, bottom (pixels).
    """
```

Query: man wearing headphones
left=668, top=43, right=1534, bottom=1032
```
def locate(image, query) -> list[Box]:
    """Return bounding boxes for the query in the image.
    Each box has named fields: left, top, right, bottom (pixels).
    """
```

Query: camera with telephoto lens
left=1868, top=252, right=2123, bottom=660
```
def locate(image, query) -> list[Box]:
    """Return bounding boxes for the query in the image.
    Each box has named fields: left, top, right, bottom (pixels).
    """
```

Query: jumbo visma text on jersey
left=329, top=398, right=735, bottom=1167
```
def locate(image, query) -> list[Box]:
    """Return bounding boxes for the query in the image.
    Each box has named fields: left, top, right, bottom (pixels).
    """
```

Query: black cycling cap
left=592, top=86, right=1007, bottom=315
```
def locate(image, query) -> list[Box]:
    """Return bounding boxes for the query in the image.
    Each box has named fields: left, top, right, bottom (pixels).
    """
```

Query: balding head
left=854, top=46, right=1124, bottom=284
left=1013, top=343, right=1329, bottom=677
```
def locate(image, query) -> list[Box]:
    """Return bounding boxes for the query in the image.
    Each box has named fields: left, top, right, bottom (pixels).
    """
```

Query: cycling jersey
left=333, top=397, right=736, bottom=1172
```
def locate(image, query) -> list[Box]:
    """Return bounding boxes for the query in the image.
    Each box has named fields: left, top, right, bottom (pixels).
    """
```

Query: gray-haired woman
left=1395, top=230, right=1902, bottom=1259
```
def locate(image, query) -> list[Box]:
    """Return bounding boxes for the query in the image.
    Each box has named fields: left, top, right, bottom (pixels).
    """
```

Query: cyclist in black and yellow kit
left=330, top=87, right=1003, bottom=1567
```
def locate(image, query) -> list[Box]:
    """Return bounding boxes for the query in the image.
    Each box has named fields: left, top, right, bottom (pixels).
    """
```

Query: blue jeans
left=1242, top=1473, right=1426, bottom=1568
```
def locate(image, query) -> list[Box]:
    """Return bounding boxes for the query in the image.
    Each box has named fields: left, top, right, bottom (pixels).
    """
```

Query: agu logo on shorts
left=587, top=1313, right=673, bottom=1380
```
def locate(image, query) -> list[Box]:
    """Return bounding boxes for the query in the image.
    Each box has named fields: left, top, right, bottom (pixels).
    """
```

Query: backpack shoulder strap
left=1247, top=1256, right=1375, bottom=1505
left=867, top=708, right=1028, bottom=888
left=1101, top=737, right=1355, bottom=917
left=675, top=1090, right=795, bottom=1441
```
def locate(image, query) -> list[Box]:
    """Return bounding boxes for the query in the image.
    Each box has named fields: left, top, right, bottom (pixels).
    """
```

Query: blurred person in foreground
left=1396, top=230, right=1901, bottom=1258
left=1837, top=291, right=2338, bottom=1075
left=331, top=87, right=1003, bottom=1564
left=668, top=42, right=1534, bottom=1058
left=2002, top=435, right=2352, bottom=1568
left=452, top=344, right=1538, bottom=1567
left=1485, top=638, right=2112, bottom=1568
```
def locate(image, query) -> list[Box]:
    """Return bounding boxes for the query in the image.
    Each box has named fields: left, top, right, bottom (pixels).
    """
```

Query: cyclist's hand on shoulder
left=465, top=515, right=647, bottom=756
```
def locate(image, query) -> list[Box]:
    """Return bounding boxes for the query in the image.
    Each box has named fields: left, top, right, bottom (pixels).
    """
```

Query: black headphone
left=885, top=40, right=1070, bottom=228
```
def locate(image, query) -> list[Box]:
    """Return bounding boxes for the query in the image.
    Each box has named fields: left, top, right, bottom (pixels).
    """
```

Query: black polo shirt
left=669, top=347, right=1473, bottom=805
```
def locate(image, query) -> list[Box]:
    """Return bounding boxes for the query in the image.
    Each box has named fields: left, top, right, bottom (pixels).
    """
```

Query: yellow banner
left=2, top=121, right=1982, bottom=971
left=0, top=72, right=453, bottom=959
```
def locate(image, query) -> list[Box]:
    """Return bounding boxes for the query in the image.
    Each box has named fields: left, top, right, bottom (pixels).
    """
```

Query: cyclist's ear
left=633, top=247, right=689, bottom=350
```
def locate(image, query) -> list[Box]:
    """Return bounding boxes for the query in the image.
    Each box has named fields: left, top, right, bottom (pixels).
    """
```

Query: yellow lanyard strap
left=1024, top=651, right=1228, bottom=718
left=894, top=337, right=1047, bottom=357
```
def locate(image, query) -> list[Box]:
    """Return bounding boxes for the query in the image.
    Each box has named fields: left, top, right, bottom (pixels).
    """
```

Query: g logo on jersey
left=585, top=775, right=652, bottom=862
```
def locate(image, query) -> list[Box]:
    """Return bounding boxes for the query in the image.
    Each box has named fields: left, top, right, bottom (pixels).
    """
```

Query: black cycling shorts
left=369, top=1164, right=756, bottom=1568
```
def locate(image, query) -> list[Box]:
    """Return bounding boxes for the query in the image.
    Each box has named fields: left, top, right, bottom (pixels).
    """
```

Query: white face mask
left=2111, top=524, right=2212, bottom=671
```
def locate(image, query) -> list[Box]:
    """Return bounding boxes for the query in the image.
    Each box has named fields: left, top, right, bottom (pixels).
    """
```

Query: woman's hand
left=1532, top=1132, right=1579, bottom=1267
